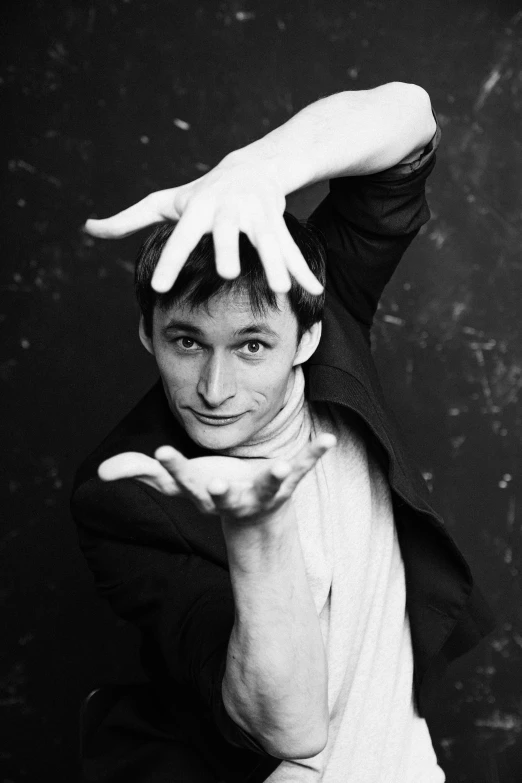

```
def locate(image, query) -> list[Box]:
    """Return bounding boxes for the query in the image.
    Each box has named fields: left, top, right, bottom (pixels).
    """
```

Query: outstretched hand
left=83, top=155, right=323, bottom=296
left=98, top=434, right=336, bottom=525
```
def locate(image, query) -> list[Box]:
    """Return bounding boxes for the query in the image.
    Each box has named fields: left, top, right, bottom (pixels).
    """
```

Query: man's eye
left=177, top=337, right=199, bottom=350
left=243, top=341, right=262, bottom=354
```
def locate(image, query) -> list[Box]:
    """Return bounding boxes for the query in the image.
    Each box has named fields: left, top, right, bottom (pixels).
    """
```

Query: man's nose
left=197, top=354, right=237, bottom=408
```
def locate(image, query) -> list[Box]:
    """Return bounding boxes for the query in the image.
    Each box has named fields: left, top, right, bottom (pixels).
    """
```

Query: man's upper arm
left=308, top=111, right=442, bottom=327
left=71, top=475, right=273, bottom=757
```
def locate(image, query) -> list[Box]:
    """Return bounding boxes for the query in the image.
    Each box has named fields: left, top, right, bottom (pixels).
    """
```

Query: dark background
left=2, top=0, right=522, bottom=780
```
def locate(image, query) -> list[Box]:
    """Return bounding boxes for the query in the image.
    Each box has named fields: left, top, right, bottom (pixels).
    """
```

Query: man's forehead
left=159, top=288, right=294, bottom=329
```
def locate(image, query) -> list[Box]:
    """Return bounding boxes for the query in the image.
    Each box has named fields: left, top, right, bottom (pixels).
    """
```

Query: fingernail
left=209, top=480, right=228, bottom=494
left=151, top=278, right=171, bottom=293
left=273, top=280, right=292, bottom=294
left=218, top=269, right=240, bottom=280
left=155, top=445, right=174, bottom=459
left=272, top=462, right=290, bottom=478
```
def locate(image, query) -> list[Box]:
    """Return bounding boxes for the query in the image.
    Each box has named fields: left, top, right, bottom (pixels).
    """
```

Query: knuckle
left=215, top=201, right=240, bottom=221
left=144, top=191, right=162, bottom=208
left=244, top=192, right=261, bottom=210
left=213, top=221, right=236, bottom=241
left=187, top=194, right=213, bottom=222
left=255, top=227, right=278, bottom=245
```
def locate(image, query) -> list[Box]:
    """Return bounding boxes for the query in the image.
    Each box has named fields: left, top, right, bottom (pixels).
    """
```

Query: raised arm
left=229, top=81, right=435, bottom=192
left=84, top=82, right=435, bottom=295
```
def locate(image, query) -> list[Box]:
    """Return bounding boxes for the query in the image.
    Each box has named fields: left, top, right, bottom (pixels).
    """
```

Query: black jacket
left=72, top=115, right=496, bottom=783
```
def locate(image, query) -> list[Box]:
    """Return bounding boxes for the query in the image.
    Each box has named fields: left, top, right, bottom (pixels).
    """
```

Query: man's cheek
left=159, top=369, right=193, bottom=404
left=160, top=364, right=193, bottom=393
left=169, top=382, right=195, bottom=403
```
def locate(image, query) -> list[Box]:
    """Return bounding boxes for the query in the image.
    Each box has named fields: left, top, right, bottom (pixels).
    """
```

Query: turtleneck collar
left=221, top=366, right=311, bottom=461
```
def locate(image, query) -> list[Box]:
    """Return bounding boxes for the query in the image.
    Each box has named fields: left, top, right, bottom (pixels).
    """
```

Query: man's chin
left=183, top=420, right=249, bottom=452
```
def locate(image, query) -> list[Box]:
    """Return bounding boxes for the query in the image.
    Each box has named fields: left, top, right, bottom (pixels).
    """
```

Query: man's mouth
left=189, top=410, right=245, bottom=426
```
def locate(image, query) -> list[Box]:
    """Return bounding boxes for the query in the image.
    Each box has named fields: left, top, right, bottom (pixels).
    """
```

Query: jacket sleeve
left=71, top=475, right=274, bottom=757
left=308, top=110, right=442, bottom=327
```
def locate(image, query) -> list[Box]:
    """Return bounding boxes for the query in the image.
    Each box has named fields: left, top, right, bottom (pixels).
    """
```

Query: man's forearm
left=221, top=504, right=329, bottom=760
left=225, top=81, right=436, bottom=196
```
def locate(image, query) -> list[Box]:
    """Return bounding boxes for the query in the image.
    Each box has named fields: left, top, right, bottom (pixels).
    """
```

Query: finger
left=296, top=433, right=337, bottom=466
left=84, top=190, right=177, bottom=239
left=213, top=212, right=241, bottom=279
left=155, top=445, right=216, bottom=512
left=284, top=434, right=337, bottom=489
left=209, top=480, right=252, bottom=517
left=256, top=461, right=292, bottom=500
left=275, top=219, right=324, bottom=296
left=251, top=224, right=292, bottom=294
left=99, top=452, right=163, bottom=481
left=154, top=445, right=189, bottom=477
left=208, top=478, right=229, bottom=496
left=207, top=479, right=236, bottom=510
left=151, top=203, right=208, bottom=292
left=98, top=452, right=180, bottom=494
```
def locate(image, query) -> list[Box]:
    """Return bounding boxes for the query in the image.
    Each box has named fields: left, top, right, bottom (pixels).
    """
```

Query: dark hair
left=135, top=212, right=327, bottom=342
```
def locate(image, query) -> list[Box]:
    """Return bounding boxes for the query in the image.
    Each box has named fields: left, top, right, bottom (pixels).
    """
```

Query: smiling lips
left=189, top=410, right=245, bottom=426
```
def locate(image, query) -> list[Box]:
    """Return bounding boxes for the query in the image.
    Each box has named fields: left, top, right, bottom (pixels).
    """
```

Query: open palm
left=99, top=435, right=336, bottom=524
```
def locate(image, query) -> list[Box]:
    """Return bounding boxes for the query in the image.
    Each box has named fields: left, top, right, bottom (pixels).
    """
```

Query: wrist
left=221, top=143, right=298, bottom=198
left=220, top=497, right=293, bottom=531
left=220, top=502, right=299, bottom=575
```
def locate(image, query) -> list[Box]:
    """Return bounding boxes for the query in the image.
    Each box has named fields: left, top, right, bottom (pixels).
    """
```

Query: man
left=72, top=82, right=496, bottom=783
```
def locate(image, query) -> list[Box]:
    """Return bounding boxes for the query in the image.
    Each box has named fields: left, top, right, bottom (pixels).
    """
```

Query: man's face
left=141, top=289, right=320, bottom=451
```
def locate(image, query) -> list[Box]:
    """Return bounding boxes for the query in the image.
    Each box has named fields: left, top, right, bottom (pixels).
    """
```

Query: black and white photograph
left=2, top=1, right=522, bottom=781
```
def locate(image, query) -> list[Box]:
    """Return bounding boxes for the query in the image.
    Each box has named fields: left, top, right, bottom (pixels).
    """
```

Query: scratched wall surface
left=2, top=1, right=521, bottom=780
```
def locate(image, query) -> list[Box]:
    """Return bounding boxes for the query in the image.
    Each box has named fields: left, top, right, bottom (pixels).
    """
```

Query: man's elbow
left=259, top=723, right=329, bottom=760
left=222, top=675, right=329, bottom=760
left=390, top=80, right=431, bottom=107
left=392, top=82, right=436, bottom=142
left=379, top=81, right=436, bottom=161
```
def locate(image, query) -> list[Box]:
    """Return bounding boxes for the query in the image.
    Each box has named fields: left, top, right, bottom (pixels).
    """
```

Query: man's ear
left=293, top=321, right=322, bottom=366
left=139, top=315, right=155, bottom=355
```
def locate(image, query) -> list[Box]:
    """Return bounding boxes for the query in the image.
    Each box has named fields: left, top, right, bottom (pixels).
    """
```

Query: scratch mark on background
left=475, top=65, right=502, bottom=111
left=506, top=496, right=515, bottom=532
left=382, top=314, right=404, bottom=326
left=8, top=159, right=62, bottom=188
left=428, top=226, right=448, bottom=249
left=471, top=346, right=496, bottom=414
left=476, top=710, right=522, bottom=735
left=235, top=10, right=255, bottom=21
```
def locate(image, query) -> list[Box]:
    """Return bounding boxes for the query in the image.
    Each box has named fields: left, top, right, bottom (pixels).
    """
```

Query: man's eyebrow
left=235, top=324, right=279, bottom=339
left=162, top=320, right=280, bottom=339
left=162, top=320, right=205, bottom=335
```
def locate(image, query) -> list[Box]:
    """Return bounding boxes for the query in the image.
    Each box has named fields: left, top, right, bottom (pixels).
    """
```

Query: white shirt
left=230, top=369, right=445, bottom=783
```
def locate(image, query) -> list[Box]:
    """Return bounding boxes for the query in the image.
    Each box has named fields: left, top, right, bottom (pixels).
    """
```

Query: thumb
left=84, top=189, right=179, bottom=239
left=98, top=451, right=181, bottom=495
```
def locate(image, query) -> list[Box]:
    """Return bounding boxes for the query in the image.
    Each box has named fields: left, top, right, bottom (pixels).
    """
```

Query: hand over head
left=84, top=156, right=324, bottom=296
